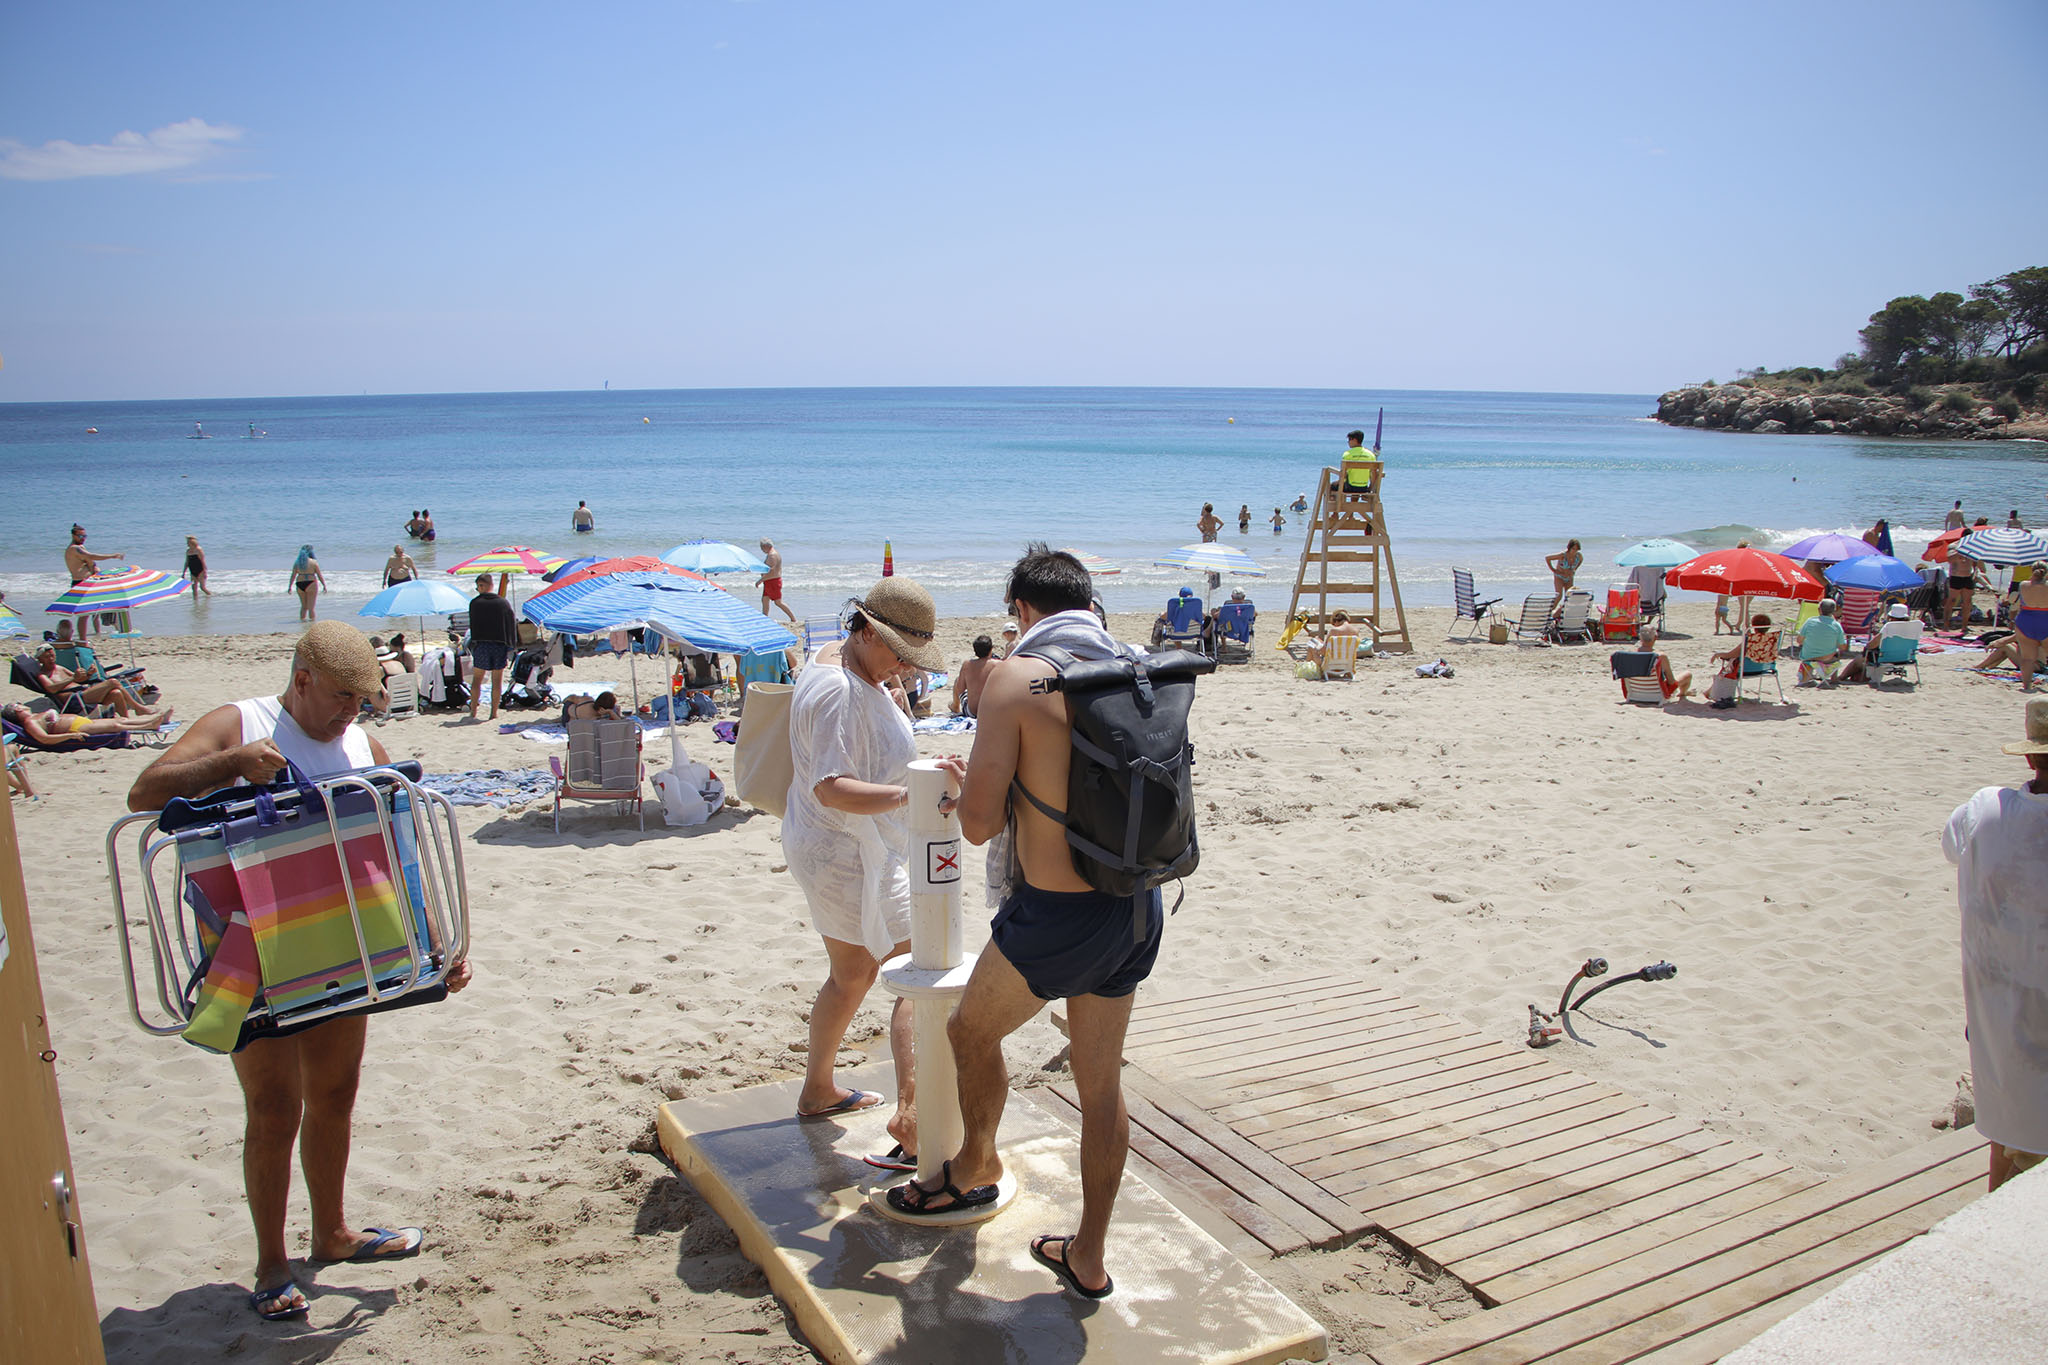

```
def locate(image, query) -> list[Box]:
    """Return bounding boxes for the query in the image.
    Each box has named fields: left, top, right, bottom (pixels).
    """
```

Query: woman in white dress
left=783, top=577, right=956, bottom=1167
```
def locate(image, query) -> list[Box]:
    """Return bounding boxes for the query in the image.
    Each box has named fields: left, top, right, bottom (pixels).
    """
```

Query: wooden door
left=0, top=792, right=105, bottom=1364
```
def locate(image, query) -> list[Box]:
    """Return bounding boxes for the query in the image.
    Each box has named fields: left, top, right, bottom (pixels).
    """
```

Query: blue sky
left=2, top=0, right=2044, bottom=402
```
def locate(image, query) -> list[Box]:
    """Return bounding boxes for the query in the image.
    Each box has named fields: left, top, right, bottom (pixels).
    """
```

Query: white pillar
left=873, top=760, right=1014, bottom=1224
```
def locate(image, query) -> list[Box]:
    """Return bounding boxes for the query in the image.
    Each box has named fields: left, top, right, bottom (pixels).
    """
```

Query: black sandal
left=884, top=1160, right=998, bottom=1217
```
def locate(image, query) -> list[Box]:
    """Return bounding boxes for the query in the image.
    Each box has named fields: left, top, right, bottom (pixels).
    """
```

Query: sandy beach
left=11, top=603, right=2024, bottom=1363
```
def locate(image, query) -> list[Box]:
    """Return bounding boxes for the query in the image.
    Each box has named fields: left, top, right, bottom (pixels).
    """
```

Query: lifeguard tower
left=1285, top=442, right=1412, bottom=654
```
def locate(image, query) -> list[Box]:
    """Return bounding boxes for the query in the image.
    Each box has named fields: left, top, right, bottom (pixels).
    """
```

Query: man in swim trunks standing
left=382, top=544, right=418, bottom=587
left=757, top=538, right=797, bottom=624
left=887, top=545, right=1162, bottom=1300
left=64, top=524, right=126, bottom=635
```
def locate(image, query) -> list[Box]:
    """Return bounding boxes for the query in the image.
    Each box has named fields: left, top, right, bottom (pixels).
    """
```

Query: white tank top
left=232, top=695, right=374, bottom=780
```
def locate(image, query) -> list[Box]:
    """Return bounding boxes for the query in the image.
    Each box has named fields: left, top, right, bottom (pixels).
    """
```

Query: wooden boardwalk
left=1112, top=975, right=1988, bottom=1364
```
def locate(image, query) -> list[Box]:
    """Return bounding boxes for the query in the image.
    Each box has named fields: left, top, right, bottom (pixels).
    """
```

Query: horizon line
left=1, top=381, right=1662, bottom=409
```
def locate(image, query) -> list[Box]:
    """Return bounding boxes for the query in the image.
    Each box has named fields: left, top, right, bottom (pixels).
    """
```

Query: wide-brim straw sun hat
left=2003, top=699, right=2048, bottom=756
left=855, top=577, right=948, bottom=673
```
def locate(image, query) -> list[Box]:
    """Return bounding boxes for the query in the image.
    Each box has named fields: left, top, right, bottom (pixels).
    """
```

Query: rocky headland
left=1654, top=384, right=2048, bottom=440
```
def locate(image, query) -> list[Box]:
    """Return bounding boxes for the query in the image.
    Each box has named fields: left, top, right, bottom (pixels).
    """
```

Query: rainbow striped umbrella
left=1059, top=549, right=1123, bottom=575
left=443, top=546, right=570, bottom=577
left=44, top=565, right=189, bottom=615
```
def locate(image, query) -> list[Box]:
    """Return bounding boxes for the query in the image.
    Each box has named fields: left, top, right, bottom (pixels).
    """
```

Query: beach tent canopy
left=660, top=540, right=770, bottom=575
left=1613, top=539, right=1695, bottom=568
left=521, top=570, right=798, bottom=655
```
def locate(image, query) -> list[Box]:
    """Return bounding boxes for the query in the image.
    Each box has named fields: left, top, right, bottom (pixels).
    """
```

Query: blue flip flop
left=317, top=1226, right=425, bottom=1264
left=249, top=1282, right=309, bottom=1321
left=796, top=1089, right=883, bottom=1120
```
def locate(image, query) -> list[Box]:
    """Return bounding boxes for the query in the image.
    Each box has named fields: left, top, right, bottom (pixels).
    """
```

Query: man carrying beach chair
left=127, top=622, right=473, bottom=1324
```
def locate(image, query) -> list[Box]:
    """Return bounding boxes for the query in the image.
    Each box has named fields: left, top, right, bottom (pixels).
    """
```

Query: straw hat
left=297, top=621, right=386, bottom=697
left=854, top=578, right=947, bottom=672
left=2003, top=700, right=2048, bottom=756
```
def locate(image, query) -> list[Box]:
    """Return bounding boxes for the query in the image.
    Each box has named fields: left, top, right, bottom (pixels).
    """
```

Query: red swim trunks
left=762, top=577, right=783, bottom=602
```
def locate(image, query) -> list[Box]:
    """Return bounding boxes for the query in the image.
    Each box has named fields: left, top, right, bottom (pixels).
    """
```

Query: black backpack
left=1013, top=646, right=1213, bottom=925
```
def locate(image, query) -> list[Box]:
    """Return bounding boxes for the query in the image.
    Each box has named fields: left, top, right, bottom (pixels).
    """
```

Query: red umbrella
left=1920, top=526, right=1975, bottom=563
left=536, top=556, right=711, bottom=595
left=1665, top=547, right=1825, bottom=602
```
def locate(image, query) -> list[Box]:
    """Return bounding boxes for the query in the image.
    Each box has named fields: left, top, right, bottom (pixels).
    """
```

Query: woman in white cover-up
left=782, top=577, right=955, bottom=1165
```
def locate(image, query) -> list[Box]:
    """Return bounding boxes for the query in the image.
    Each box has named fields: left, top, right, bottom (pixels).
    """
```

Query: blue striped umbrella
left=0, top=605, right=26, bottom=639
left=1954, top=527, right=2048, bottom=567
left=1153, top=543, right=1267, bottom=576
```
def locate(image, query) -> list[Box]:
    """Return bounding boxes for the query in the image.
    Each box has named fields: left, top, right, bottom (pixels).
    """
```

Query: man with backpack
left=885, top=545, right=1206, bottom=1303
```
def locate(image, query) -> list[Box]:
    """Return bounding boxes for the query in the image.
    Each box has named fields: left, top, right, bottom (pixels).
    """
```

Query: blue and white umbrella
left=1824, top=554, right=1924, bottom=592
left=1954, top=527, right=2048, bottom=567
left=358, top=578, right=476, bottom=640
left=660, top=540, right=770, bottom=575
left=543, top=555, right=604, bottom=583
left=1614, top=539, right=1696, bottom=568
left=0, top=605, right=27, bottom=639
left=1154, top=542, right=1266, bottom=608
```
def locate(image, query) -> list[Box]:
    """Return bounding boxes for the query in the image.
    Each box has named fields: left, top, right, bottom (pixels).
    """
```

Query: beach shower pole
left=873, top=759, right=1013, bottom=1224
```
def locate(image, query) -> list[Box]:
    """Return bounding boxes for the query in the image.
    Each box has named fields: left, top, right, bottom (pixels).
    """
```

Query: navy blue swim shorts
left=991, top=882, right=1164, bottom=1001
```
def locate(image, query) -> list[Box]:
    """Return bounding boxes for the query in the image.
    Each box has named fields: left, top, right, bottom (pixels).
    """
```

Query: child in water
left=1271, top=508, right=1286, bottom=533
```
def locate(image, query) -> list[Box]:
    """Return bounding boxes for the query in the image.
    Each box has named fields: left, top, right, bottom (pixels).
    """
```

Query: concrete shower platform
left=657, top=1061, right=1329, bottom=1364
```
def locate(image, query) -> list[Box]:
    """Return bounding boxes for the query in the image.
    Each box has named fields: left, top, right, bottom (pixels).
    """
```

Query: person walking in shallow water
left=286, top=546, right=326, bottom=622
left=757, top=539, right=797, bottom=624
left=184, top=535, right=212, bottom=595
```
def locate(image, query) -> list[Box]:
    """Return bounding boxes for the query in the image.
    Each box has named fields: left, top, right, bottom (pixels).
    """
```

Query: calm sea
left=2, top=387, right=2042, bottom=636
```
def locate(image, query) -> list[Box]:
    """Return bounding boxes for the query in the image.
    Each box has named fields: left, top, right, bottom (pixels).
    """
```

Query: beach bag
left=162, top=762, right=448, bottom=1053
left=732, top=683, right=794, bottom=816
left=1012, top=646, right=1213, bottom=918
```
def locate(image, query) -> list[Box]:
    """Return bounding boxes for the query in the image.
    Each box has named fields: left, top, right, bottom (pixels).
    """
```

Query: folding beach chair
left=802, top=615, right=845, bottom=654
left=550, top=717, right=645, bottom=831
left=1739, top=629, right=1784, bottom=702
left=1609, top=651, right=1667, bottom=705
left=1550, top=591, right=1597, bottom=644
left=385, top=673, right=420, bottom=720
left=1871, top=622, right=1924, bottom=686
left=1320, top=633, right=1361, bottom=681
left=1159, top=594, right=1209, bottom=656
left=11, top=653, right=94, bottom=716
left=1214, top=601, right=1255, bottom=663
left=1837, top=587, right=1881, bottom=637
left=1451, top=569, right=1501, bottom=642
left=103, top=760, right=470, bottom=1051
left=1628, top=565, right=1667, bottom=627
left=1599, top=584, right=1642, bottom=642
left=1510, top=596, right=1554, bottom=641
